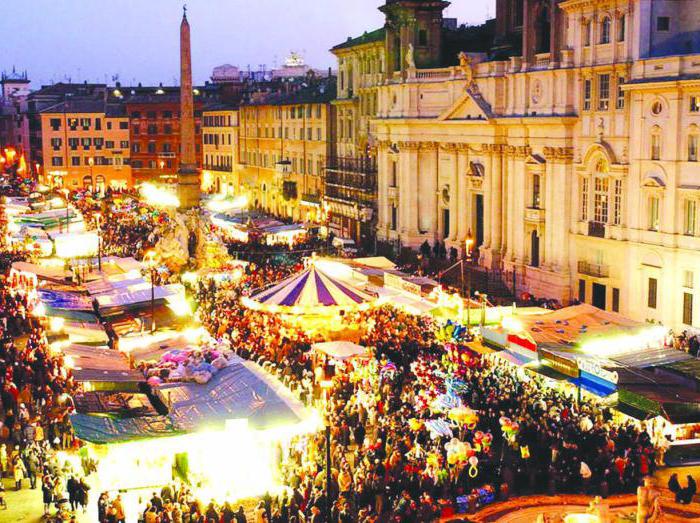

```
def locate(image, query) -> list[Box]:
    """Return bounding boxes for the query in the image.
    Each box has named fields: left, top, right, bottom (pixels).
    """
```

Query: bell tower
left=177, top=5, right=201, bottom=210
left=380, top=0, right=450, bottom=76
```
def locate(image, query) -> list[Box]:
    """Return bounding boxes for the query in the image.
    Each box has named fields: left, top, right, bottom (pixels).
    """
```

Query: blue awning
left=569, top=371, right=617, bottom=397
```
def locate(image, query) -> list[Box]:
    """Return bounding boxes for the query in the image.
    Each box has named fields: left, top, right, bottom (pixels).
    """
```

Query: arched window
left=618, top=14, right=626, bottom=42
left=600, top=17, right=612, bottom=44
left=82, top=175, right=93, bottom=190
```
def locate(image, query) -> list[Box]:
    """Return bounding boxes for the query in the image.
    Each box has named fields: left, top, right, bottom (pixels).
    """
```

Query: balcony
left=325, top=172, right=377, bottom=192
left=588, top=221, right=606, bottom=238
left=578, top=261, right=610, bottom=278
left=326, top=156, right=377, bottom=176
left=324, top=185, right=375, bottom=208
left=532, top=52, right=552, bottom=70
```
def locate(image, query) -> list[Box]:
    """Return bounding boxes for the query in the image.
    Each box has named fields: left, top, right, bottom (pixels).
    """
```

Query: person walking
left=12, top=454, right=25, bottom=491
left=26, top=450, right=39, bottom=489
left=77, top=477, right=90, bottom=513
left=42, top=472, right=55, bottom=516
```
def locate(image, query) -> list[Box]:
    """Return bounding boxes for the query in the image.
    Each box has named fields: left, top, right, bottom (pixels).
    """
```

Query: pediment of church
left=438, top=86, right=493, bottom=122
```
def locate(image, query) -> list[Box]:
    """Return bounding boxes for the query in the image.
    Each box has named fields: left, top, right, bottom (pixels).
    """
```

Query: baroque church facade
left=366, top=0, right=700, bottom=330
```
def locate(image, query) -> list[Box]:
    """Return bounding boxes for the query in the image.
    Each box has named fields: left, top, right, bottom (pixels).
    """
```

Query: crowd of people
left=0, top=173, right=694, bottom=522
left=158, top=256, right=668, bottom=522
left=72, top=191, right=165, bottom=261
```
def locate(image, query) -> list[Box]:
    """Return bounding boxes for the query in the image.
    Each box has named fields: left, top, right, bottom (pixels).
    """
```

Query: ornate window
left=650, top=128, right=661, bottom=160
left=584, top=20, right=592, bottom=46
left=616, top=77, right=625, bottom=110
left=532, top=174, right=541, bottom=208
left=598, top=74, right=611, bottom=110
left=583, top=79, right=592, bottom=111
left=691, top=95, right=700, bottom=113
left=600, top=17, right=611, bottom=44
left=648, top=195, right=660, bottom=231
left=618, top=14, right=626, bottom=42
left=684, top=199, right=697, bottom=236
left=689, top=128, right=699, bottom=162
left=580, top=177, right=589, bottom=221
left=613, top=179, right=623, bottom=226
left=594, top=176, right=609, bottom=224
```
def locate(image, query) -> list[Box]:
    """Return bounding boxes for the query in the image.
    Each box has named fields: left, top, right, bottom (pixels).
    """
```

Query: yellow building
left=239, top=82, right=335, bottom=222
left=201, top=104, right=239, bottom=195
left=371, top=0, right=700, bottom=330
left=40, top=99, right=132, bottom=191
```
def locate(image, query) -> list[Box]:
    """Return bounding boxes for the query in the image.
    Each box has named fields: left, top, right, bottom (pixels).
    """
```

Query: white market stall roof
left=156, top=355, right=309, bottom=432
left=11, top=261, right=71, bottom=282
left=95, top=283, right=184, bottom=310
left=120, top=330, right=202, bottom=363
left=312, top=341, right=368, bottom=361
left=515, top=304, right=649, bottom=347
left=350, top=257, right=396, bottom=270
left=86, top=276, right=148, bottom=296
left=244, top=263, right=375, bottom=313
left=63, top=344, right=143, bottom=383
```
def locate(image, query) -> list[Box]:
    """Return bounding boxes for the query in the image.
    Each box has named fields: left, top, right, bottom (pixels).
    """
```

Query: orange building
left=239, top=82, right=336, bottom=222
left=40, top=99, right=132, bottom=191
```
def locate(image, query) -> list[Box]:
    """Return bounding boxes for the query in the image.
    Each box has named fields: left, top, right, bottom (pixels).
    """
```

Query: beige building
left=239, top=83, right=335, bottom=222
left=373, top=0, right=700, bottom=330
left=202, top=105, right=239, bottom=195
left=41, top=100, right=132, bottom=192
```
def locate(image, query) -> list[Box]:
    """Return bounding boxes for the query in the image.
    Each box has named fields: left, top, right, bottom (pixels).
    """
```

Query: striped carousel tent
left=242, top=263, right=375, bottom=314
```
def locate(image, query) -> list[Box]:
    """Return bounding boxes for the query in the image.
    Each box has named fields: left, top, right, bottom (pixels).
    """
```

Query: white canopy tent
left=312, top=341, right=368, bottom=361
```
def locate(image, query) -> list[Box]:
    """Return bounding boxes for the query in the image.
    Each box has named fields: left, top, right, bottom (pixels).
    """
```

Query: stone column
left=489, top=145, right=503, bottom=262
left=446, top=144, right=458, bottom=242
left=456, top=144, right=469, bottom=244
left=403, top=143, right=420, bottom=239
left=482, top=149, right=493, bottom=252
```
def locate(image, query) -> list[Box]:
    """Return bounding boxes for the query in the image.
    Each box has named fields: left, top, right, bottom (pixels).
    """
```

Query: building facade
left=328, top=29, right=385, bottom=248
left=40, top=99, right=132, bottom=191
left=202, top=105, right=239, bottom=195
left=125, top=90, right=204, bottom=185
left=239, top=84, right=335, bottom=222
left=372, top=0, right=700, bottom=330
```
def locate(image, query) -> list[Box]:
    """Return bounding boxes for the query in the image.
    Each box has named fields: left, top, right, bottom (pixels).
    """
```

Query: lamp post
left=88, top=157, right=94, bottom=190
left=145, top=250, right=157, bottom=333
left=64, top=191, right=70, bottom=234
left=94, top=212, right=102, bottom=272
left=321, top=379, right=333, bottom=523
left=464, top=231, right=474, bottom=328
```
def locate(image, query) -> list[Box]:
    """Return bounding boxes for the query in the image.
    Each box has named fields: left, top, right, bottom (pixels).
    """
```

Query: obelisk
left=177, top=5, right=200, bottom=209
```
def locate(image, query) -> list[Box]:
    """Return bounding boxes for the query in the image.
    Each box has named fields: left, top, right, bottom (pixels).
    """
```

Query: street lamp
left=463, top=232, right=474, bottom=328
left=144, top=250, right=157, bottom=333
left=94, top=212, right=103, bottom=272
left=320, top=378, right=334, bottom=523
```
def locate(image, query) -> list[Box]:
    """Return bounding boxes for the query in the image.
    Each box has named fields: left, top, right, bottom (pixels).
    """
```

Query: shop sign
left=539, top=349, right=580, bottom=378
left=385, top=273, right=422, bottom=296
left=576, top=358, right=619, bottom=384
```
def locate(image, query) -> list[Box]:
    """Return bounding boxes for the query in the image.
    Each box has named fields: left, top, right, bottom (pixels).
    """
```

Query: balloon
left=408, top=418, right=423, bottom=431
left=468, top=455, right=478, bottom=467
